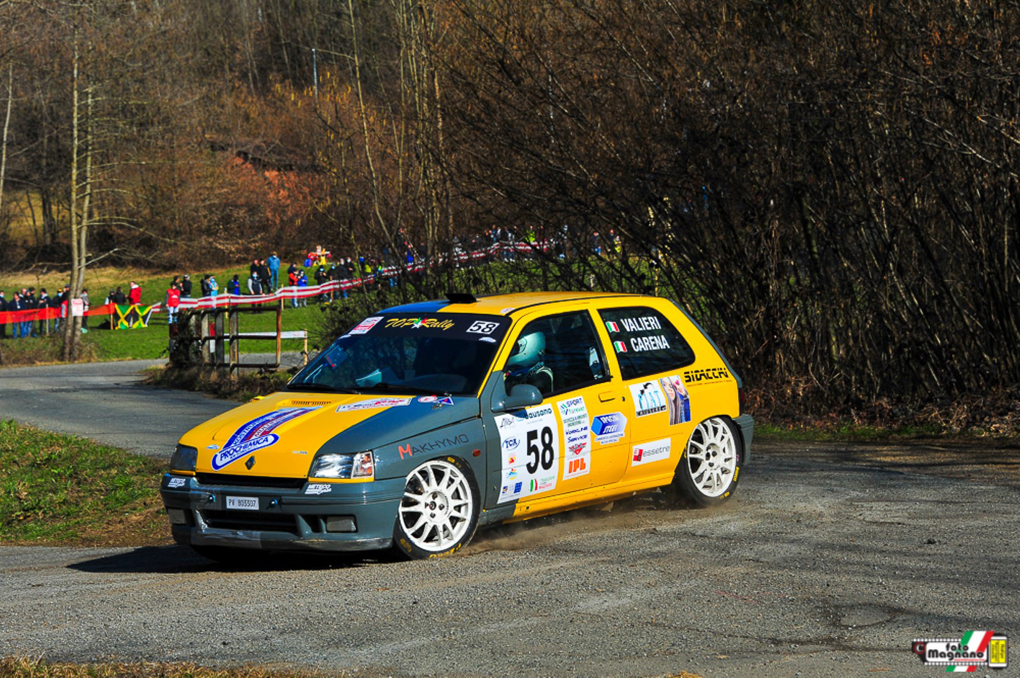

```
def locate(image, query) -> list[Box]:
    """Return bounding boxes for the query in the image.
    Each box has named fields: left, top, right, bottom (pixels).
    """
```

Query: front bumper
left=734, top=413, right=754, bottom=463
left=160, top=474, right=405, bottom=552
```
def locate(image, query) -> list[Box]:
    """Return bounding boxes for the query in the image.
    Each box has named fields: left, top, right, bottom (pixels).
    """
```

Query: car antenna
left=446, top=292, right=477, bottom=304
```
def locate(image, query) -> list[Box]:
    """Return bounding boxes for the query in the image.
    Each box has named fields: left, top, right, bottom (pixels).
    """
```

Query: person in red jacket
left=128, top=281, right=142, bottom=305
left=165, top=281, right=181, bottom=325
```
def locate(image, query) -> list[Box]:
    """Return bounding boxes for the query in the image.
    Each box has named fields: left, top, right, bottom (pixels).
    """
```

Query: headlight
left=170, top=445, right=198, bottom=473
left=309, top=451, right=374, bottom=479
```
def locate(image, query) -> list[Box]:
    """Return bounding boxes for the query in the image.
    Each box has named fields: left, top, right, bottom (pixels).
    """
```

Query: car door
left=482, top=309, right=631, bottom=511
left=596, top=303, right=698, bottom=483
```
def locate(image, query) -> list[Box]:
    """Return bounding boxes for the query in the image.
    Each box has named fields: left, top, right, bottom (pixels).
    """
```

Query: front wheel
left=673, top=417, right=742, bottom=507
left=394, top=457, right=479, bottom=559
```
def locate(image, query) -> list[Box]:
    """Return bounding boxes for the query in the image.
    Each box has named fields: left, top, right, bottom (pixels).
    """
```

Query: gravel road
left=0, top=361, right=1017, bottom=676
left=0, top=356, right=300, bottom=457
left=2, top=444, right=1018, bottom=677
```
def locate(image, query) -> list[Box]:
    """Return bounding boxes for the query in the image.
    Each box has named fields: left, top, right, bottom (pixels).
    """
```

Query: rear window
left=598, top=307, right=695, bottom=381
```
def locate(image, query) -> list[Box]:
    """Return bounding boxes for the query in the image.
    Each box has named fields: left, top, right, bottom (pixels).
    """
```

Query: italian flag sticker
left=613, top=341, right=627, bottom=353
left=606, top=321, right=619, bottom=332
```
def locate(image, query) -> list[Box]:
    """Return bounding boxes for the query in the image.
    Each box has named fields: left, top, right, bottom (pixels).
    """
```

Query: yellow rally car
left=161, top=292, right=753, bottom=560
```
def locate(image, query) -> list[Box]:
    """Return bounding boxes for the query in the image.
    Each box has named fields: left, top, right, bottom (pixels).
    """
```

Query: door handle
left=598, top=391, right=616, bottom=402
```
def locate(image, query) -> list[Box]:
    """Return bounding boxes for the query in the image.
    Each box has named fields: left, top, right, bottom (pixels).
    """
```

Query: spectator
left=288, top=265, right=300, bottom=308
left=23, top=288, right=36, bottom=338
left=37, top=288, right=50, bottom=335
left=128, top=281, right=142, bottom=306
left=52, top=287, right=65, bottom=333
left=297, top=271, right=308, bottom=307
left=80, top=288, right=89, bottom=330
left=0, top=290, right=7, bottom=339
left=199, top=275, right=211, bottom=297
left=165, top=281, right=181, bottom=325
left=112, top=285, right=127, bottom=305
left=267, top=252, right=281, bottom=291
left=208, top=275, right=219, bottom=297
left=228, top=274, right=241, bottom=296
left=247, top=272, right=262, bottom=295
left=10, top=291, right=24, bottom=338
left=258, top=259, right=271, bottom=293
left=181, top=274, right=193, bottom=298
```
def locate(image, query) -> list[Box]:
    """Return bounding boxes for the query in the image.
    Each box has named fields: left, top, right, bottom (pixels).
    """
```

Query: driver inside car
left=503, top=330, right=554, bottom=395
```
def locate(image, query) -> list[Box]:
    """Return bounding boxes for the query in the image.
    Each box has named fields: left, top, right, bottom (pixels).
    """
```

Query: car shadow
left=68, top=544, right=402, bottom=574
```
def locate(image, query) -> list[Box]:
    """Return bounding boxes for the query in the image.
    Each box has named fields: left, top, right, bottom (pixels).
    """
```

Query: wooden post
left=214, top=309, right=225, bottom=369
left=201, top=311, right=210, bottom=365
left=275, top=299, right=283, bottom=367
left=229, top=308, right=239, bottom=373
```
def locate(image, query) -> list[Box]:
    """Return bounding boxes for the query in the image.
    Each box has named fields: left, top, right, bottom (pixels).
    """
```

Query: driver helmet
left=505, top=331, right=546, bottom=375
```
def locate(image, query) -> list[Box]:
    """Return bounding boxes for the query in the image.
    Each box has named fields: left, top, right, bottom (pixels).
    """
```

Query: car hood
left=180, top=391, right=478, bottom=477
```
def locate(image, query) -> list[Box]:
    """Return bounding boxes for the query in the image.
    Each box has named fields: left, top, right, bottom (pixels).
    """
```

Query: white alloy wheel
left=397, top=459, right=476, bottom=555
left=681, top=417, right=740, bottom=503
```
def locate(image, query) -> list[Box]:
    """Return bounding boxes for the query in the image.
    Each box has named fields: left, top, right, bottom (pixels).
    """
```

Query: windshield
left=288, top=314, right=511, bottom=396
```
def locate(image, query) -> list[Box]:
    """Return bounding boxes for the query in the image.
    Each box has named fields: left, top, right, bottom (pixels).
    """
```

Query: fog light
left=325, top=516, right=356, bottom=533
left=167, top=509, right=188, bottom=525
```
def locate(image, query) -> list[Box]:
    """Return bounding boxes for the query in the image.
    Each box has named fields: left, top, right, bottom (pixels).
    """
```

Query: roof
left=380, top=291, right=641, bottom=317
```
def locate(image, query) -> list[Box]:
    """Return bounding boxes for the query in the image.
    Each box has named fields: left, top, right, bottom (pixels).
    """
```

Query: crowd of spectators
left=0, top=284, right=84, bottom=339
left=3, top=236, right=553, bottom=339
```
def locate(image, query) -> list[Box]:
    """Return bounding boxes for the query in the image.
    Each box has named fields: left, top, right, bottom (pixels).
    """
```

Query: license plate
left=226, top=496, right=259, bottom=511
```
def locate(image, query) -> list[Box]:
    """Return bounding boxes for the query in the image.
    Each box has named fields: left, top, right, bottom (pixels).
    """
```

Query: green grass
left=0, top=420, right=168, bottom=545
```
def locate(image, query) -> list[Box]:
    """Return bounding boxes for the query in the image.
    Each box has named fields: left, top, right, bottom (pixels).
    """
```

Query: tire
left=393, top=456, right=480, bottom=560
left=673, top=417, right=742, bottom=507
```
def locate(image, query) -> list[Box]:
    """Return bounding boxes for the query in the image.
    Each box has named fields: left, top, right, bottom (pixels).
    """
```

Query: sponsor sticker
left=658, top=375, right=692, bottom=425
left=167, top=477, right=187, bottom=489
left=912, top=631, right=1007, bottom=670
left=305, top=483, right=332, bottom=495
left=630, top=381, right=667, bottom=417
left=206, top=444, right=219, bottom=450
left=418, top=395, right=438, bottom=403
left=336, top=397, right=412, bottom=413
left=683, top=366, right=732, bottom=385
left=384, top=317, right=455, bottom=331
left=591, top=413, right=627, bottom=444
left=631, top=437, right=671, bottom=466
left=349, top=316, right=383, bottom=334
left=556, top=396, right=591, bottom=480
left=495, top=403, right=559, bottom=503
left=212, top=407, right=319, bottom=471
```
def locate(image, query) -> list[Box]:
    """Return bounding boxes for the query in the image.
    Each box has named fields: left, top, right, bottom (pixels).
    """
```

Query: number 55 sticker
left=496, top=404, right=560, bottom=503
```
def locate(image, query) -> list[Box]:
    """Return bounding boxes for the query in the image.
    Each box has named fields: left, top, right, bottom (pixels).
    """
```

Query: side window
left=503, top=311, right=608, bottom=397
left=599, top=307, right=695, bottom=381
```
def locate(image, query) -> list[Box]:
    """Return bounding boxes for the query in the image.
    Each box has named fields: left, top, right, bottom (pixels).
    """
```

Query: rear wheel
left=673, top=417, right=741, bottom=507
left=394, top=457, right=479, bottom=560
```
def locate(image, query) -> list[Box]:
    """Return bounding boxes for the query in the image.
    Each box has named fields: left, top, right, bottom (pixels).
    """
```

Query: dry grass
left=0, top=657, right=349, bottom=678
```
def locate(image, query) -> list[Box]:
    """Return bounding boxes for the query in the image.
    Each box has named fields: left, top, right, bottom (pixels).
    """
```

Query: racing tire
left=673, top=417, right=742, bottom=508
left=393, top=456, right=480, bottom=560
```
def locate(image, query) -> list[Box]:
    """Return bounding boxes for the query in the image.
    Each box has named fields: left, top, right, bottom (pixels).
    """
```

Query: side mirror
left=492, top=384, right=543, bottom=412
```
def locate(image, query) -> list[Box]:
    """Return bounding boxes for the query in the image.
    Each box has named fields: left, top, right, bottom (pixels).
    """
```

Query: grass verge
left=0, top=657, right=346, bottom=678
left=0, top=420, right=171, bottom=547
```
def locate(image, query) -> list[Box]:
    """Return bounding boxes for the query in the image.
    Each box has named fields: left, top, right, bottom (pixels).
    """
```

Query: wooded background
left=1, top=0, right=1017, bottom=414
